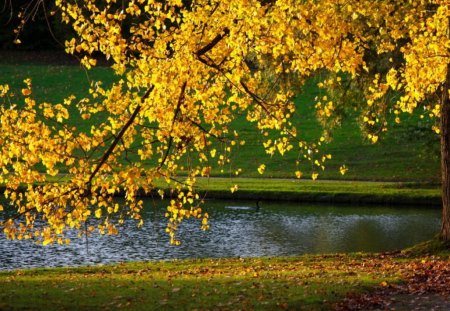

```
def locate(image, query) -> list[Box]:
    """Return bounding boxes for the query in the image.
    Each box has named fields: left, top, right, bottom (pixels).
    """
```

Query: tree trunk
left=440, top=63, right=450, bottom=241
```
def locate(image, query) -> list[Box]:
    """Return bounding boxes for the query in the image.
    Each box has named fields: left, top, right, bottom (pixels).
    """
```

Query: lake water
left=0, top=199, right=441, bottom=270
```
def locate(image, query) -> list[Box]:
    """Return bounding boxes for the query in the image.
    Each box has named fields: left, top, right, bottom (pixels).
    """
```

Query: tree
left=0, top=0, right=448, bottom=245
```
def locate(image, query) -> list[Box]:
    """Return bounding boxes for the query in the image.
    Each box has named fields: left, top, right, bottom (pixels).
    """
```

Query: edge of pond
left=200, top=190, right=440, bottom=206
left=1, top=180, right=442, bottom=207
left=159, top=189, right=442, bottom=206
left=144, top=178, right=442, bottom=206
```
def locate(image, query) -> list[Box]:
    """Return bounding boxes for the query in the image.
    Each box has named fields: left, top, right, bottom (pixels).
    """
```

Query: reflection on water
left=0, top=200, right=441, bottom=270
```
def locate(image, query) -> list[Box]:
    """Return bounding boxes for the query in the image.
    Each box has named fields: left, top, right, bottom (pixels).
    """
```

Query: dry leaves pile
left=336, top=257, right=450, bottom=310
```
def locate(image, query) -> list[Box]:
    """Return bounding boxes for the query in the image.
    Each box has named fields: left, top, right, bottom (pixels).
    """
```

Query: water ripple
left=0, top=200, right=441, bottom=270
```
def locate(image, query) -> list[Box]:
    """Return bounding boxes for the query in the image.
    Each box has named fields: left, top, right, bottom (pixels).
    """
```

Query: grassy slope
left=226, top=78, right=440, bottom=182
left=0, top=59, right=440, bottom=183
left=0, top=250, right=448, bottom=311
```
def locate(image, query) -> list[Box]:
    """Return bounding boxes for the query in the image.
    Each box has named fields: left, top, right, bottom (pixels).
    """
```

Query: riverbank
left=110, top=177, right=441, bottom=206
left=0, top=241, right=448, bottom=310
left=190, top=178, right=441, bottom=206
left=1, top=178, right=442, bottom=207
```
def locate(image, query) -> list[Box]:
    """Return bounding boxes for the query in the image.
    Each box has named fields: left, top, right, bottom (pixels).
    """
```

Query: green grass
left=0, top=254, right=407, bottom=310
left=402, top=238, right=450, bottom=257
left=1, top=247, right=449, bottom=311
left=33, top=175, right=439, bottom=205
left=0, top=56, right=441, bottom=183
left=191, top=177, right=441, bottom=205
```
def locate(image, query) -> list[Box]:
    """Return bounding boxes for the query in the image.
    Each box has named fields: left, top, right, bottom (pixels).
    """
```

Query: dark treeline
left=0, top=0, right=71, bottom=50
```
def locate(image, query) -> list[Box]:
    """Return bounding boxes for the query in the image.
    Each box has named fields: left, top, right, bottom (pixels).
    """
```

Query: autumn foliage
left=0, top=0, right=449, bottom=244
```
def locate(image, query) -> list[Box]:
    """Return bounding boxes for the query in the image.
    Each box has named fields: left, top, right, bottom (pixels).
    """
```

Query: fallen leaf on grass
left=335, top=257, right=450, bottom=310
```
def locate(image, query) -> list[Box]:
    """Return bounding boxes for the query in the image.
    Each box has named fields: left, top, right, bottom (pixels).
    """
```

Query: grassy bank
left=0, top=248, right=448, bottom=310
left=0, top=55, right=441, bottom=182
left=191, top=178, right=441, bottom=205
left=1, top=177, right=441, bottom=206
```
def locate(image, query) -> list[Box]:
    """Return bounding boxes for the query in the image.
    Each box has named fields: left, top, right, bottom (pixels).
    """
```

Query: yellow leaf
left=158, top=189, right=164, bottom=198
left=230, top=184, right=238, bottom=193
left=258, top=164, right=266, bottom=175
left=21, top=89, right=31, bottom=96
left=95, top=208, right=102, bottom=218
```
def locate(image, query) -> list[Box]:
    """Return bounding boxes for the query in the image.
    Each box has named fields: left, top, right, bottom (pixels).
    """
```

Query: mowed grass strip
left=0, top=254, right=409, bottom=311
left=192, top=178, right=440, bottom=205
left=6, top=175, right=438, bottom=206
left=1, top=176, right=440, bottom=207
left=0, top=58, right=440, bottom=182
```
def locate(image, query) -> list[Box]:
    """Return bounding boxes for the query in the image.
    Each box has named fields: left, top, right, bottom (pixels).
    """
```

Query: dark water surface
left=0, top=200, right=441, bottom=270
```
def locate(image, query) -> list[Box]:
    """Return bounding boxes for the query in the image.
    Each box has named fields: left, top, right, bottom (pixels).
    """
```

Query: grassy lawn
left=225, top=78, right=440, bottom=182
left=0, top=248, right=448, bottom=311
left=191, top=177, right=441, bottom=204
left=0, top=255, right=384, bottom=310
left=0, top=255, right=422, bottom=310
left=0, top=55, right=441, bottom=183
left=32, top=175, right=440, bottom=204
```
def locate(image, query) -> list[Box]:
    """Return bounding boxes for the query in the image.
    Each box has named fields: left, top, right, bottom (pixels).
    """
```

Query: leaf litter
left=335, top=256, right=450, bottom=310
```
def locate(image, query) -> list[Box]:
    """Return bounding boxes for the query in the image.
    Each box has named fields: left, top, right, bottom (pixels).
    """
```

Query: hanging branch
left=194, top=26, right=277, bottom=118
left=86, top=85, right=154, bottom=191
left=158, top=81, right=188, bottom=170
left=196, top=28, right=230, bottom=57
left=239, top=80, right=272, bottom=115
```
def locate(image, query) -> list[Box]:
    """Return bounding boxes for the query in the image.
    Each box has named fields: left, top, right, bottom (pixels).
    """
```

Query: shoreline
left=1, top=178, right=441, bottom=207
left=185, top=189, right=442, bottom=206
left=147, top=177, right=442, bottom=206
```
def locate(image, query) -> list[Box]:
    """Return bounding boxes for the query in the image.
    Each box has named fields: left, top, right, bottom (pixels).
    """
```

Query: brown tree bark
left=440, top=63, right=450, bottom=241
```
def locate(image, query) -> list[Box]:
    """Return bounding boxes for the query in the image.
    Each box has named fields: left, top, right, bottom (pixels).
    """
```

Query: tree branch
left=158, top=81, right=188, bottom=170
left=239, top=80, right=272, bottom=115
left=196, top=28, right=230, bottom=57
left=86, top=86, right=154, bottom=189
left=186, top=117, right=225, bottom=141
